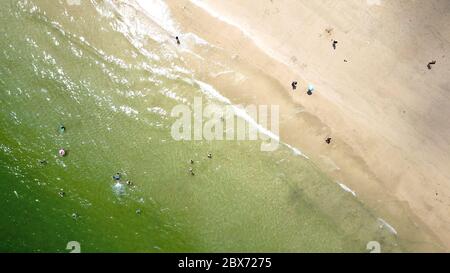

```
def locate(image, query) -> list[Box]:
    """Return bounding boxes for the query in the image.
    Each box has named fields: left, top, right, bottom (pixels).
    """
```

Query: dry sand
left=158, top=0, right=450, bottom=251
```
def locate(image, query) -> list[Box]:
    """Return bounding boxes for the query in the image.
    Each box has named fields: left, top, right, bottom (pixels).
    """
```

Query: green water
left=0, top=0, right=401, bottom=252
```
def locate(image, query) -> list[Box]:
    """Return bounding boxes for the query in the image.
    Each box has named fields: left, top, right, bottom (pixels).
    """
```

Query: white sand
left=162, top=0, right=450, bottom=251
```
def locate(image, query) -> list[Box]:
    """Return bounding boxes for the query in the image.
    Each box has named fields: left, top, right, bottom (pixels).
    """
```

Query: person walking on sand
left=291, top=81, right=298, bottom=90
left=332, top=40, right=338, bottom=50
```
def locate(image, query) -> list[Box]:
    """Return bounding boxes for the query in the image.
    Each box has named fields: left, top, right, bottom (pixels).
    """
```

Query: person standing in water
left=59, top=124, right=66, bottom=133
left=59, top=149, right=66, bottom=157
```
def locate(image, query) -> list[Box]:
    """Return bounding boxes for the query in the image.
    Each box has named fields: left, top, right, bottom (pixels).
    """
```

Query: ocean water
left=0, top=0, right=401, bottom=252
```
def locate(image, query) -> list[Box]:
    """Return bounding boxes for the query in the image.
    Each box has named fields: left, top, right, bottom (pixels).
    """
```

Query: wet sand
left=161, top=0, right=450, bottom=251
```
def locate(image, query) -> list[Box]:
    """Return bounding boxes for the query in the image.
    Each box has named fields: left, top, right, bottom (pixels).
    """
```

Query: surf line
left=170, top=78, right=309, bottom=159
left=197, top=79, right=310, bottom=158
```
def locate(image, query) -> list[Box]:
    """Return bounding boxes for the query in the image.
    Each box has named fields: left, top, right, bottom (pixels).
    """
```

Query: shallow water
left=0, top=0, right=401, bottom=252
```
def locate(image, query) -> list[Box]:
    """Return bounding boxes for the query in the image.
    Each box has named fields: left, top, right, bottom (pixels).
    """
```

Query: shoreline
left=162, top=0, right=450, bottom=251
left=0, top=0, right=414, bottom=252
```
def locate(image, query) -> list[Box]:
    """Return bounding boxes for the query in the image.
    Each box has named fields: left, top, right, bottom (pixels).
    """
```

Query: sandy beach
left=159, top=0, right=450, bottom=251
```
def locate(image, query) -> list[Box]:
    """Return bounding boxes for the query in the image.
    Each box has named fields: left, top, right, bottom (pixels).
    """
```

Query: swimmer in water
left=113, top=173, right=121, bottom=181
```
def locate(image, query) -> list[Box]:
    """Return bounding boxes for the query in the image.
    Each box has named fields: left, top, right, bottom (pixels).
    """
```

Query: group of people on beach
left=291, top=80, right=315, bottom=95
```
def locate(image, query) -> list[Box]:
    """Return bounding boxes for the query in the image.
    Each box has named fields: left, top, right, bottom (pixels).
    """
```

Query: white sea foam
left=195, top=79, right=231, bottom=104
left=136, top=0, right=180, bottom=35
left=189, top=0, right=292, bottom=67
left=159, top=87, right=188, bottom=104
left=195, top=79, right=279, bottom=141
left=120, top=105, right=139, bottom=117
left=182, top=33, right=209, bottom=46
left=193, top=79, right=312, bottom=157
left=337, top=182, right=357, bottom=197
left=112, top=182, right=126, bottom=195
left=136, top=0, right=209, bottom=46
left=377, top=218, right=398, bottom=235
left=284, top=143, right=309, bottom=159
left=147, top=106, right=168, bottom=117
left=91, top=0, right=210, bottom=92
left=0, top=144, right=12, bottom=155
left=190, top=0, right=253, bottom=40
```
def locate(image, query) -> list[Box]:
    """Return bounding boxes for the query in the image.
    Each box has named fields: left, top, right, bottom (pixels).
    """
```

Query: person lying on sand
left=427, top=60, right=436, bottom=70
left=176, top=36, right=180, bottom=45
